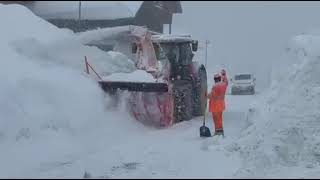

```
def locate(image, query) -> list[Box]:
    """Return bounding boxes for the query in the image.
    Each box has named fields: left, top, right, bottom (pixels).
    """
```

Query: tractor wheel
left=193, top=66, right=207, bottom=116
left=173, top=81, right=193, bottom=123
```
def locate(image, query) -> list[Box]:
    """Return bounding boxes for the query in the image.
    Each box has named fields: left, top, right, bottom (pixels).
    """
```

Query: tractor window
left=179, top=43, right=193, bottom=65
left=161, top=44, right=179, bottom=64
left=153, top=43, right=167, bottom=61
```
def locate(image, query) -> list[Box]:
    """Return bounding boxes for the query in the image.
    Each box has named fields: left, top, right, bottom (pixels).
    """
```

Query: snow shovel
left=200, top=112, right=211, bottom=137
left=200, top=42, right=211, bottom=138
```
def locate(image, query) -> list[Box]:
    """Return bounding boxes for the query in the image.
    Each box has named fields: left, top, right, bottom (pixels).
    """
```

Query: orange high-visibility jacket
left=209, top=81, right=228, bottom=112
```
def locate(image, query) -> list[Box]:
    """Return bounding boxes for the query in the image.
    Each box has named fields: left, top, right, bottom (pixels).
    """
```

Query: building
left=0, top=1, right=182, bottom=33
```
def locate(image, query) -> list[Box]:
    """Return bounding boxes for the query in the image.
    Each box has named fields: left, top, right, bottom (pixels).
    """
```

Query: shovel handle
left=203, top=111, right=206, bottom=126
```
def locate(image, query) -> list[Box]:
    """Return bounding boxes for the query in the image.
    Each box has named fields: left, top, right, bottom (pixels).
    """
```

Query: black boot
left=214, top=129, right=223, bottom=136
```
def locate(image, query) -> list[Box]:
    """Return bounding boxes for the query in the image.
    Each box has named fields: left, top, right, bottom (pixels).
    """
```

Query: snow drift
left=233, top=32, right=320, bottom=178
left=0, top=4, right=143, bottom=178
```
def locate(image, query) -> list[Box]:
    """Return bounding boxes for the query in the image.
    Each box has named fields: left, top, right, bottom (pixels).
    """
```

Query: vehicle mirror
left=132, top=43, right=137, bottom=53
left=192, top=40, right=198, bottom=52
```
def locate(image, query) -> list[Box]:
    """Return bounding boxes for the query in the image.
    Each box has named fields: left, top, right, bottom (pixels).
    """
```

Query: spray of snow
left=76, top=25, right=134, bottom=44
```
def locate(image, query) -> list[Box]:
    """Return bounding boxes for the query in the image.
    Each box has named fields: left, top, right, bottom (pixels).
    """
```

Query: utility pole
left=78, top=1, right=82, bottom=31
left=205, top=40, right=210, bottom=67
left=78, top=1, right=82, bottom=21
left=169, top=24, right=172, bottom=34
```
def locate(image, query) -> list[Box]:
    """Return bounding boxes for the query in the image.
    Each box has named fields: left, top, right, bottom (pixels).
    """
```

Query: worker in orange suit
left=207, top=72, right=228, bottom=136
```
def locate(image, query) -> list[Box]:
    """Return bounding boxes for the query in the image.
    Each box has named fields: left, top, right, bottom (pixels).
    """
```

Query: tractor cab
left=130, top=34, right=199, bottom=81
left=150, top=35, right=199, bottom=81
left=151, top=34, right=198, bottom=64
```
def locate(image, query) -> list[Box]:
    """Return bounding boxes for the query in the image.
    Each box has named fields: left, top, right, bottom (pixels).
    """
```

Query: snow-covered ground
left=11, top=93, right=255, bottom=179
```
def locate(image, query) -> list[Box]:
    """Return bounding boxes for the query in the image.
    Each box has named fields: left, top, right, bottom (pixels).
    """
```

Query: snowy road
left=26, top=93, right=259, bottom=179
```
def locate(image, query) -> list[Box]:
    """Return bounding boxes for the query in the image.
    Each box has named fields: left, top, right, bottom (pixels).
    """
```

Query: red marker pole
left=85, top=56, right=89, bottom=74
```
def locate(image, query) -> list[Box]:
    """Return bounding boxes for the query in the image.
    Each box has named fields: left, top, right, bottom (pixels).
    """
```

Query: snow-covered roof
left=31, top=1, right=143, bottom=20
left=151, top=34, right=196, bottom=43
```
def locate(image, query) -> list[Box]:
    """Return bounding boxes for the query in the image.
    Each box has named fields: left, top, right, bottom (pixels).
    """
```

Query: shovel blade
left=200, top=125, right=211, bottom=137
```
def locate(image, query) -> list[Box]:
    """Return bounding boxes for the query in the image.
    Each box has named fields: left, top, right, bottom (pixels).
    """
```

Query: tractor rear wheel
left=173, top=81, right=193, bottom=123
left=193, top=66, right=207, bottom=116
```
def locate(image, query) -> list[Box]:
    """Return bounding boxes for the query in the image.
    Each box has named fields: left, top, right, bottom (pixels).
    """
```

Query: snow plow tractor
left=94, top=27, right=207, bottom=127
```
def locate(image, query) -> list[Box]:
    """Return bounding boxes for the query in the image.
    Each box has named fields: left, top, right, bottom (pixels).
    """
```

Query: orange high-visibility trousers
left=212, top=112, right=223, bottom=130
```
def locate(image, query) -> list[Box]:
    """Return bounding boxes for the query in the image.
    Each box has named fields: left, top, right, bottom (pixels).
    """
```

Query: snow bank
left=0, top=4, right=141, bottom=178
left=234, top=32, right=320, bottom=178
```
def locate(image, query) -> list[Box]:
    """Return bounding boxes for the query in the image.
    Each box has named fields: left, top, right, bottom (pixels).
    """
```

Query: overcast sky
left=170, top=1, right=320, bottom=88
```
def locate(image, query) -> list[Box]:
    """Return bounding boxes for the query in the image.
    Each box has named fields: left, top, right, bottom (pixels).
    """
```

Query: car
left=230, top=74, right=256, bottom=95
